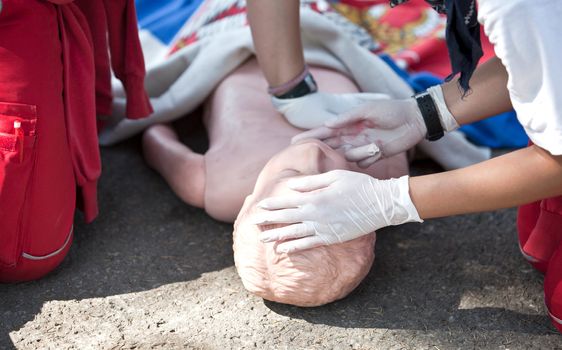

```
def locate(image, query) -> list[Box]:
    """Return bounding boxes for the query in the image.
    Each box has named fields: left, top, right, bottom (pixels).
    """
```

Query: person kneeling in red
left=0, top=0, right=152, bottom=282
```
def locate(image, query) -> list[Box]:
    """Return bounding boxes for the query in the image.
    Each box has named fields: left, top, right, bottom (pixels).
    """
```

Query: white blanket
left=101, top=0, right=490, bottom=171
left=99, top=3, right=412, bottom=145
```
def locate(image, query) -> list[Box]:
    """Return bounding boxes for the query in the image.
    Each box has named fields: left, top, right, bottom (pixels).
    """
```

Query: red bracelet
left=267, top=65, right=310, bottom=96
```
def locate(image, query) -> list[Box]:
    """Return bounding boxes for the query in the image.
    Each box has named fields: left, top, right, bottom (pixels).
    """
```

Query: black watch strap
left=275, top=73, right=318, bottom=99
left=414, top=92, right=444, bottom=141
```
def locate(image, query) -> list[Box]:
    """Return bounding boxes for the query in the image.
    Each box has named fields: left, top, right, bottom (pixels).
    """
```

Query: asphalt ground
left=1, top=119, right=561, bottom=349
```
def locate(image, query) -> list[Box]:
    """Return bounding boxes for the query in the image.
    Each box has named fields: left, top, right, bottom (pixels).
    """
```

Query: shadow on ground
left=0, top=117, right=236, bottom=346
left=0, top=121, right=559, bottom=349
left=266, top=219, right=552, bottom=335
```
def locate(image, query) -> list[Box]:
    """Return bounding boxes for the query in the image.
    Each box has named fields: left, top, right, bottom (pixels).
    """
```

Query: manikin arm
left=246, top=0, right=305, bottom=87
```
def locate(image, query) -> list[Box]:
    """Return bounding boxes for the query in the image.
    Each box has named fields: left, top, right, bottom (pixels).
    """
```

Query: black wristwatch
left=414, top=91, right=444, bottom=141
left=275, top=73, right=318, bottom=99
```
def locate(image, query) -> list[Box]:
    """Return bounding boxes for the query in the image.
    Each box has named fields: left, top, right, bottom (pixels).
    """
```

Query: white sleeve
left=478, top=0, right=562, bottom=155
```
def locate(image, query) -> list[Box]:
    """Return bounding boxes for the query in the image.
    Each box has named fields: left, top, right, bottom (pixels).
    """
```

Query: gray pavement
left=1, top=127, right=561, bottom=349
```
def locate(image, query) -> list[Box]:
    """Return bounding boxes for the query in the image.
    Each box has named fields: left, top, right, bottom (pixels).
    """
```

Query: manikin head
left=233, top=140, right=376, bottom=307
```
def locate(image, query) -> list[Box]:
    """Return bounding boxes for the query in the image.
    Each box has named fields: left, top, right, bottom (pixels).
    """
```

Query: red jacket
left=47, top=0, right=153, bottom=222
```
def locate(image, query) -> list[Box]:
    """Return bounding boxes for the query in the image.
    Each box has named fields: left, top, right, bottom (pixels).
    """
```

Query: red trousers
left=0, top=1, right=79, bottom=282
left=0, top=0, right=150, bottom=282
left=0, top=0, right=95, bottom=282
left=518, top=195, right=562, bottom=332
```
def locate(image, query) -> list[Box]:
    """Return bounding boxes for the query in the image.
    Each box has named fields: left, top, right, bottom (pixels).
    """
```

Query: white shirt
left=478, top=0, right=562, bottom=155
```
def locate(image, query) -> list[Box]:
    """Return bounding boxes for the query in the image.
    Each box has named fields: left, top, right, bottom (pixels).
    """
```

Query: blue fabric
left=459, top=112, right=528, bottom=148
left=135, top=0, right=204, bottom=44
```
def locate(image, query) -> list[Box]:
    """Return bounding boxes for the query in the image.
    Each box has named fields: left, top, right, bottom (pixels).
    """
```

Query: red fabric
left=102, top=0, right=153, bottom=119
left=0, top=230, right=74, bottom=283
left=517, top=191, right=562, bottom=331
left=517, top=201, right=547, bottom=272
left=545, top=245, right=562, bottom=333
left=337, top=0, right=382, bottom=8
left=0, top=0, right=76, bottom=282
left=46, top=0, right=152, bottom=222
left=335, top=0, right=496, bottom=77
left=74, top=0, right=112, bottom=116
left=74, top=0, right=153, bottom=120
left=57, top=3, right=101, bottom=223
left=522, top=198, right=562, bottom=267
left=0, top=0, right=150, bottom=282
left=388, top=0, right=496, bottom=77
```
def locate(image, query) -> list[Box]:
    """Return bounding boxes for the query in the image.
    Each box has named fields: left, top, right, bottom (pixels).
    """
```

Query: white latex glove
left=251, top=170, right=422, bottom=254
left=271, top=92, right=391, bottom=129
left=292, top=85, right=459, bottom=168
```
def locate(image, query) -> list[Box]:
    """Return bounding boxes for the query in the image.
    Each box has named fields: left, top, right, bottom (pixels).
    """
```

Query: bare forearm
left=410, top=146, right=562, bottom=219
left=441, top=57, right=513, bottom=125
left=246, top=0, right=305, bottom=86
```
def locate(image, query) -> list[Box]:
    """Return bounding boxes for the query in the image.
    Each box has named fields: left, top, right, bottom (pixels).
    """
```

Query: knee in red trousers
left=0, top=0, right=79, bottom=282
left=0, top=230, right=74, bottom=283
left=0, top=0, right=150, bottom=282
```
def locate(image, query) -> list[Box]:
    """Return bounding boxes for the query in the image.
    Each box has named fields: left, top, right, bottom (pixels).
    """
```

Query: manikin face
left=233, top=140, right=376, bottom=307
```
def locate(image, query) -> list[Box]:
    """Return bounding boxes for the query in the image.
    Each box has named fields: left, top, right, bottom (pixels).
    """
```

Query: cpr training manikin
left=143, top=58, right=409, bottom=305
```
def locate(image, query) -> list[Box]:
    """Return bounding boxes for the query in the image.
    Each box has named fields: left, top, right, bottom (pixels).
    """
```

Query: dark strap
left=275, top=73, right=318, bottom=99
left=390, top=0, right=445, bottom=13
left=415, top=92, right=444, bottom=141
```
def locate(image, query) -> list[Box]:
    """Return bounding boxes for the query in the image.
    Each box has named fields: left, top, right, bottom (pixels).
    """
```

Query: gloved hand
left=292, top=85, right=459, bottom=168
left=272, top=92, right=391, bottom=129
left=252, top=170, right=423, bottom=254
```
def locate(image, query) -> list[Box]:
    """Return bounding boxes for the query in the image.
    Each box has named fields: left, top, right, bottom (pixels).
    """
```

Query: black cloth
left=390, top=0, right=446, bottom=13
left=389, top=0, right=483, bottom=94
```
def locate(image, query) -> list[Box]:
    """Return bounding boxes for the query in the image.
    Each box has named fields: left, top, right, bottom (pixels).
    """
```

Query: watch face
left=304, top=73, right=318, bottom=93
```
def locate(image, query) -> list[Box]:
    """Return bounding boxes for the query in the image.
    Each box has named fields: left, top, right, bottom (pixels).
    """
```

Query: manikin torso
left=202, top=59, right=408, bottom=222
